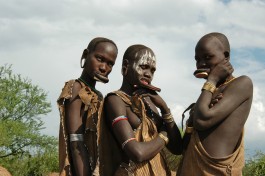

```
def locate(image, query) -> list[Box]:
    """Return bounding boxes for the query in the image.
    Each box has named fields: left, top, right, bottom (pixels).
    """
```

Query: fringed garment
left=177, top=130, right=245, bottom=176
left=57, top=79, right=103, bottom=176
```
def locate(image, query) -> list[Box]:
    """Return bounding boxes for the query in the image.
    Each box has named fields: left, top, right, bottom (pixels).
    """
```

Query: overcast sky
left=0, top=0, right=264, bottom=159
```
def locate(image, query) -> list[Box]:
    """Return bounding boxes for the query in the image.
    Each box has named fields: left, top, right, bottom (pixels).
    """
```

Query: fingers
left=210, top=93, right=223, bottom=107
left=215, top=93, right=223, bottom=100
left=132, top=89, right=146, bottom=96
left=132, top=91, right=150, bottom=99
left=231, top=66, right=234, bottom=74
left=139, top=93, right=159, bottom=100
left=132, top=89, right=157, bottom=97
left=223, top=60, right=234, bottom=74
left=211, top=98, right=219, bottom=104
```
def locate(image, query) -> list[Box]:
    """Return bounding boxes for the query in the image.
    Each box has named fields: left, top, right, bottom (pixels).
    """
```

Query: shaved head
left=122, top=44, right=155, bottom=65
left=198, top=32, right=230, bottom=53
left=87, top=37, right=118, bottom=53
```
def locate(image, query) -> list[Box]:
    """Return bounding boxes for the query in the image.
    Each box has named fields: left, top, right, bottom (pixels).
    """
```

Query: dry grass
left=0, top=166, right=12, bottom=176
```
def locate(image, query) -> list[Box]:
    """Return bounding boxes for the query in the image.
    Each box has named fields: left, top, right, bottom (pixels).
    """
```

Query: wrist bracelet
left=202, top=82, right=216, bottom=94
left=164, top=116, right=174, bottom=123
left=163, top=113, right=174, bottom=123
left=162, top=109, right=171, bottom=117
left=158, top=133, right=169, bottom=145
left=162, top=110, right=174, bottom=123
left=185, top=125, right=193, bottom=134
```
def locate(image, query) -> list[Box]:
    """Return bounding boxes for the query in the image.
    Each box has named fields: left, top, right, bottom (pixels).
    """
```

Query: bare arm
left=146, top=93, right=182, bottom=155
left=163, top=119, right=182, bottom=154
left=65, top=82, right=91, bottom=176
left=194, top=75, right=253, bottom=130
left=133, top=89, right=183, bottom=155
left=104, top=95, right=167, bottom=163
left=182, top=93, right=223, bottom=150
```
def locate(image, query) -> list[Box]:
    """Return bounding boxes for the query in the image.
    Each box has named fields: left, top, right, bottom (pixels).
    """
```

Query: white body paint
left=133, top=49, right=156, bottom=75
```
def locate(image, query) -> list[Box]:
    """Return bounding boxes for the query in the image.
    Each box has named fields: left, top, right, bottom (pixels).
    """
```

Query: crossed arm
left=193, top=75, right=253, bottom=131
left=104, top=95, right=173, bottom=163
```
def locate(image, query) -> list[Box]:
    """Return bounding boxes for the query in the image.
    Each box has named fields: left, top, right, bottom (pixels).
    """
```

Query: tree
left=243, top=151, right=265, bottom=176
left=0, top=64, right=58, bottom=175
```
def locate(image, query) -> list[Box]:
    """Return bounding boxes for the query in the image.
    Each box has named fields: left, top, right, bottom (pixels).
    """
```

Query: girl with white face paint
left=131, top=48, right=157, bottom=87
left=100, top=44, right=182, bottom=176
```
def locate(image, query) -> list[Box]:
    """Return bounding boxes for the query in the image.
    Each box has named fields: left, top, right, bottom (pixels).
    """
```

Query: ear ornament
left=121, top=66, right=128, bottom=76
left=224, top=51, right=229, bottom=58
left=80, top=58, right=86, bottom=68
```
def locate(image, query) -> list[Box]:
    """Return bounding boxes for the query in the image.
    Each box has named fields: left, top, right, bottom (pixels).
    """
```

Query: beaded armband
left=112, top=115, right=128, bottom=127
left=122, top=138, right=136, bottom=149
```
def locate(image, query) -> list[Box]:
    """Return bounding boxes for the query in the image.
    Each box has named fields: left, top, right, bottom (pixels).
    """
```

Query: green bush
left=243, top=151, right=265, bottom=176
left=0, top=64, right=59, bottom=175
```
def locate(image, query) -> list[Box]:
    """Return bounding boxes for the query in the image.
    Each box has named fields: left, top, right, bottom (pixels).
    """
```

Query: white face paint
left=133, top=49, right=156, bottom=76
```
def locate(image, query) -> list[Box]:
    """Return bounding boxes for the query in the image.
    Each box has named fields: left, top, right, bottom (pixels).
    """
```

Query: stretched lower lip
left=140, top=80, right=149, bottom=85
left=94, top=72, right=109, bottom=83
left=193, top=68, right=210, bottom=79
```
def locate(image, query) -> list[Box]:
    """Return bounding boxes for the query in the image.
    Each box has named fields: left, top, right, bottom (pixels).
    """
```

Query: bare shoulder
left=233, top=75, right=253, bottom=91
left=104, top=93, right=125, bottom=106
left=236, top=75, right=253, bottom=85
left=104, top=93, right=128, bottom=119
left=226, top=75, right=253, bottom=99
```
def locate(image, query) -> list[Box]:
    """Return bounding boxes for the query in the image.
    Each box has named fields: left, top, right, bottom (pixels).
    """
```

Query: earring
left=80, top=58, right=86, bottom=68
left=121, top=67, right=127, bottom=76
left=224, top=51, right=229, bottom=58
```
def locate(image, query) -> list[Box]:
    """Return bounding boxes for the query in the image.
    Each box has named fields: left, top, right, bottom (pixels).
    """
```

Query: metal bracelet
left=69, top=133, right=84, bottom=142
left=158, top=133, right=169, bottom=145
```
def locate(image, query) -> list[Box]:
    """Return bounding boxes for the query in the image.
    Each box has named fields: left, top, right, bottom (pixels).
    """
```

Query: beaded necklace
left=216, top=76, right=236, bottom=90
